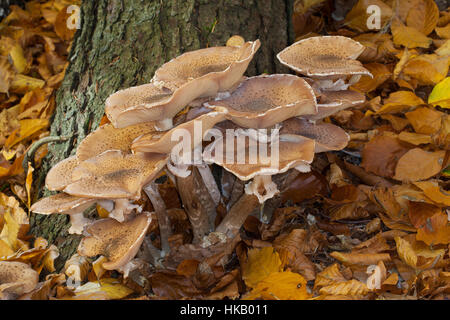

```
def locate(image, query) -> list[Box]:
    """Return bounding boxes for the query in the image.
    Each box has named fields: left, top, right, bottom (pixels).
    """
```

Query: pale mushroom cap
left=306, top=89, right=366, bottom=121
left=77, top=213, right=152, bottom=270
left=30, top=193, right=96, bottom=215
left=153, top=40, right=260, bottom=90
left=0, top=261, right=39, bottom=296
left=107, top=41, right=260, bottom=129
left=207, top=74, right=317, bottom=128
left=280, top=118, right=349, bottom=153
left=277, top=36, right=372, bottom=78
left=64, top=150, right=168, bottom=200
left=45, top=155, right=78, bottom=191
left=131, top=108, right=228, bottom=154
left=104, top=83, right=173, bottom=127
left=203, top=132, right=315, bottom=180
left=76, top=122, right=157, bottom=161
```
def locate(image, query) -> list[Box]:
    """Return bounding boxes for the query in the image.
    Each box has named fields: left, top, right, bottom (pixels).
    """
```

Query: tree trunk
left=30, top=0, right=294, bottom=269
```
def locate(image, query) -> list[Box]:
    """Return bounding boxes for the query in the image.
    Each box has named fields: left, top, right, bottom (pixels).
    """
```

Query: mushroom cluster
left=31, top=36, right=371, bottom=272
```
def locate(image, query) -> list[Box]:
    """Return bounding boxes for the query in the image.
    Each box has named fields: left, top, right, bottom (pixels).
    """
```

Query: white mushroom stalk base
left=244, top=175, right=279, bottom=204
left=108, top=199, right=142, bottom=222
left=155, top=118, right=174, bottom=131
left=68, top=212, right=94, bottom=235
left=196, top=163, right=221, bottom=206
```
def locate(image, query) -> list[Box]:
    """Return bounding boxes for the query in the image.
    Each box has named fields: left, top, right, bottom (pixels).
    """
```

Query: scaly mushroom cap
left=277, top=36, right=372, bottom=78
left=76, top=122, right=157, bottom=161
left=0, top=261, right=38, bottom=298
left=203, top=132, right=315, bottom=180
left=30, top=193, right=96, bottom=215
left=77, top=213, right=152, bottom=270
left=307, top=89, right=366, bottom=121
left=105, top=40, right=260, bottom=130
left=45, top=155, right=78, bottom=191
left=280, top=118, right=349, bottom=153
left=131, top=108, right=228, bottom=154
left=153, top=40, right=260, bottom=91
left=206, top=74, right=317, bottom=128
left=64, top=151, right=168, bottom=200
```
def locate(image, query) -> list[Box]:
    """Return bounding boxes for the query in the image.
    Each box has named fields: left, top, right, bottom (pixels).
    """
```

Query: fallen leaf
left=405, top=0, right=439, bottom=35
left=392, top=19, right=432, bottom=49
left=319, top=279, right=369, bottom=296
left=242, top=247, right=282, bottom=288
left=428, top=77, right=450, bottom=109
left=405, top=107, right=443, bottom=134
left=416, top=211, right=450, bottom=245
left=394, top=148, right=445, bottom=182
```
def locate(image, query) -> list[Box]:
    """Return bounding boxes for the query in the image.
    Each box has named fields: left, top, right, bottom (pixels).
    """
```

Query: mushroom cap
left=0, top=261, right=39, bottom=297
left=131, top=108, right=228, bottom=154
left=105, top=40, right=260, bottom=129
left=45, top=155, right=78, bottom=191
left=153, top=40, right=260, bottom=91
left=206, top=74, right=317, bottom=128
left=280, top=118, right=349, bottom=153
left=76, top=122, right=157, bottom=161
left=77, top=213, right=152, bottom=270
left=203, top=132, right=315, bottom=180
left=30, top=193, right=96, bottom=215
left=277, top=36, right=372, bottom=78
left=64, top=150, right=168, bottom=200
left=306, top=89, right=366, bottom=121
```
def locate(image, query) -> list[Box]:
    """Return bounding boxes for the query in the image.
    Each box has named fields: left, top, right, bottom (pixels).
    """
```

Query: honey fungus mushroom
left=203, top=130, right=316, bottom=203
left=77, top=213, right=152, bottom=270
left=277, top=36, right=372, bottom=91
left=205, top=74, right=317, bottom=128
left=0, top=262, right=38, bottom=300
left=105, top=40, right=260, bottom=130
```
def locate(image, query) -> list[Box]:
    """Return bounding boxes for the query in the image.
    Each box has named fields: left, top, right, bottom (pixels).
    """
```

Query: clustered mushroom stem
left=215, top=193, right=260, bottom=238
left=143, top=237, right=164, bottom=268
left=196, top=163, right=221, bottom=206
left=143, top=182, right=172, bottom=256
left=176, top=167, right=215, bottom=243
left=155, top=118, right=173, bottom=131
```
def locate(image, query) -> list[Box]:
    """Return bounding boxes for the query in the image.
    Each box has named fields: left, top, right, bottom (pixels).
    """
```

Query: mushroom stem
left=143, top=183, right=171, bottom=255
left=155, top=118, right=173, bottom=131
left=142, top=237, right=164, bottom=268
left=68, top=211, right=93, bottom=235
left=108, top=199, right=140, bottom=222
left=196, top=163, right=221, bottom=206
left=176, top=166, right=215, bottom=243
left=244, top=175, right=279, bottom=204
left=215, top=193, right=260, bottom=238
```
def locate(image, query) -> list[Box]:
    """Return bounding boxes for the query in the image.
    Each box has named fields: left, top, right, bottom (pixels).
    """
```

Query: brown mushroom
left=77, top=213, right=152, bottom=270
left=45, top=155, right=78, bottom=191
left=30, top=193, right=98, bottom=234
left=306, top=89, right=366, bottom=121
left=280, top=117, right=349, bottom=153
left=64, top=150, right=168, bottom=200
left=205, top=74, right=317, bottom=128
left=277, top=36, right=372, bottom=90
left=76, top=122, right=157, bottom=162
left=0, top=261, right=39, bottom=299
left=203, top=130, right=315, bottom=203
left=105, top=40, right=260, bottom=130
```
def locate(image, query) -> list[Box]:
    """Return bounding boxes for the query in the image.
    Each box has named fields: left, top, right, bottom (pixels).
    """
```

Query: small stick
left=22, top=135, right=73, bottom=171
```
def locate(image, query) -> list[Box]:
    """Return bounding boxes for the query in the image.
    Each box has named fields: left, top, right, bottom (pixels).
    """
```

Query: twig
left=22, top=135, right=73, bottom=171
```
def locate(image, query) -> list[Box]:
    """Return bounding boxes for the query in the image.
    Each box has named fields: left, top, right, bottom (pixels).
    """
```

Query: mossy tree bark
left=30, top=0, right=294, bottom=269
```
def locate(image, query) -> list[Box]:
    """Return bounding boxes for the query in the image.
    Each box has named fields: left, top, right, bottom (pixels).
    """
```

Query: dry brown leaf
left=377, top=91, right=425, bottom=114
left=413, top=180, right=450, bottom=206
left=330, top=251, right=391, bottom=266
left=405, top=107, right=444, bottom=134
left=405, top=0, right=439, bottom=35
left=319, top=279, right=369, bottom=296
left=392, top=19, right=432, bottom=48
left=394, top=148, right=445, bottom=182
left=416, top=211, right=450, bottom=245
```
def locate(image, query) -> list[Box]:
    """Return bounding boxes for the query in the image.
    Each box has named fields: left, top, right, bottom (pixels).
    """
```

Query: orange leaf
left=405, top=107, right=444, bottom=134
left=413, top=180, right=450, bottom=206
left=394, top=148, right=445, bottom=182
left=405, top=0, right=439, bottom=35
left=242, top=247, right=282, bottom=288
left=416, top=211, right=450, bottom=245
left=319, top=279, right=369, bottom=296
left=392, top=19, right=432, bottom=49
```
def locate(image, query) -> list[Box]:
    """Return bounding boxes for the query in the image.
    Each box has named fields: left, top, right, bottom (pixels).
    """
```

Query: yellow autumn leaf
left=377, top=91, right=425, bottom=114
left=428, top=77, right=450, bottom=108
left=4, top=118, right=49, bottom=149
left=314, top=263, right=347, bottom=289
left=0, top=239, right=14, bottom=258
left=67, top=278, right=134, bottom=300
left=244, top=271, right=310, bottom=300
left=9, top=74, right=45, bottom=94
left=319, top=279, right=369, bottom=296
left=330, top=251, right=391, bottom=265
left=397, top=132, right=432, bottom=145
left=242, top=247, right=282, bottom=288
left=394, top=148, right=445, bottom=182
left=436, top=40, right=450, bottom=56
left=351, top=63, right=391, bottom=93
left=413, top=180, right=450, bottom=206
left=25, top=162, right=34, bottom=209
left=0, top=56, right=13, bottom=94
left=392, top=19, right=432, bottom=49
left=395, top=236, right=417, bottom=268
left=405, top=107, right=444, bottom=134
left=344, top=0, right=392, bottom=32
left=403, top=54, right=450, bottom=85
left=436, top=23, right=450, bottom=39
left=405, top=0, right=439, bottom=36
